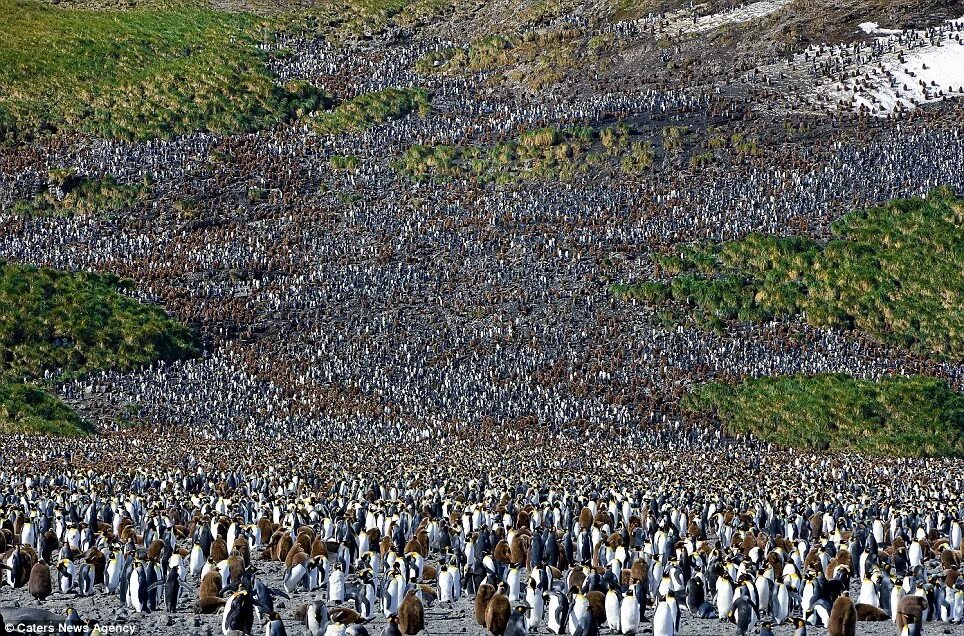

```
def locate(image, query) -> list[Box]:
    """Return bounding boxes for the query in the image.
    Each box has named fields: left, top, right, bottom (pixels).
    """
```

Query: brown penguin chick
left=195, top=596, right=225, bottom=614
left=945, top=568, right=961, bottom=587
left=310, top=537, right=328, bottom=558
left=27, top=560, right=52, bottom=601
left=567, top=567, right=587, bottom=592
left=586, top=590, right=606, bottom=624
left=854, top=603, right=890, bottom=621
left=227, top=554, right=245, bottom=584
left=275, top=533, right=293, bottom=561
left=827, top=594, right=856, bottom=636
left=210, top=539, right=228, bottom=564
left=810, top=512, right=824, bottom=539
left=146, top=539, right=166, bottom=561
left=296, top=531, right=312, bottom=553
left=421, top=564, right=437, bottom=581
left=484, top=587, right=511, bottom=636
left=416, top=530, right=429, bottom=555
left=257, top=518, right=273, bottom=543
left=509, top=534, right=528, bottom=564
left=630, top=559, right=647, bottom=583
left=380, top=537, right=394, bottom=556
left=619, top=569, right=633, bottom=587
left=475, top=583, right=496, bottom=626
left=366, top=528, right=380, bottom=547
left=687, top=521, right=701, bottom=539
left=198, top=571, right=223, bottom=600
left=578, top=507, right=593, bottom=531
left=86, top=547, right=106, bottom=584
left=287, top=550, right=309, bottom=571
left=493, top=540, right=512, bottom=564
left=119, top=526, right=139, bottom=544
left=607, top=533, right=623, bottom=549
left=941, top=548, right=962, bottom=569
left=330, top=607, right=364, bottom=624
left=516, top=509, right=530, bottom=529
left=895, top=595, right=927, bottom=633
left=232, top=539, right=250, bottom=566
left=404, top=537, right=422, bottom=556
left=398, top=589, right=425, bottom=635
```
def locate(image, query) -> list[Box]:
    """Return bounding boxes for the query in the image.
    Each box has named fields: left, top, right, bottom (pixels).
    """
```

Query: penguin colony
left=0, top=433, right=964, bottom=635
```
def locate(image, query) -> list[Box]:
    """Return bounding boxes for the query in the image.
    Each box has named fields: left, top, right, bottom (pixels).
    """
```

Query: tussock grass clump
left=686, top=374, right=964, bottom=458
left=9, top=171, right=151, bottom=217
left=615, top=188, right=964, bottom=361
left=397, top=124, right=656, bottom=183
left=0, top=383, right=92, bottom=436
left=0, top=261, right=199, bottom=435
left=0, top=0, right=324, bottom=140
left=311, top=88, right=430, bottom=135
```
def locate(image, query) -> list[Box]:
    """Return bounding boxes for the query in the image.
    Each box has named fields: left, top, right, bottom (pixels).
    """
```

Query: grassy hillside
left=685, top=374, right=964, bottom=458
left=0, top=261, right=199, bottom=435
left=614, top=188, right=964, bottom=361
left=0, top=0, right=322, bottom=140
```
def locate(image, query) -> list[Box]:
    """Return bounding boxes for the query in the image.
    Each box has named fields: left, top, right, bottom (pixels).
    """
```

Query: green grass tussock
left=0, top=261, right=199, bottom=435
left=9, top=170, right=151, bottom=217
left=615, top=188, right=964, bottom=361
left=685, top=374, right=964, bottom=458
left=396, top=123, right=655, bottom=183
left=0, top=261, right=199, bottom=379
left=312, top=88, right=430, bottom=135
left=0, top=0, right=324, bottom=140
left=0, top=382, right=92, bottom=436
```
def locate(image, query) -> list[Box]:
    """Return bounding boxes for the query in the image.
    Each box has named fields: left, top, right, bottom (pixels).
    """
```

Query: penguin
left=827, top=594, right=856, bottom=636
left=127, top=562, right=147, bottom=613
left=652, top=596, right=676, bottom=636
left=855, top=603, right=890, bottom=620
left=264, top=610, right=287, bottom=636
left=503, top=604, right=529, bottom=636
left=604, top=584, right=621, bottom=632
left=356, top=570, right=377, bottom=620
left=727, top=596, right=757, bottom=636
left=619, top=587, right=639, bottom=635
left=306, top=600, right=330, bottom=636
left=77, top=563, right=95, bottom=597
left=571, top=609, right=599, bottom=636
left=546, top=589, right=569, bottom=635
left=28, top=560, right=52, bottom=601
left=485, top=584, right=511, bottom=636
left=398, top=589, right=424, bottom=635
left=476, top=583, right=496, bottom=626
left=380, top=615, right=402, bottom=636
left=222, top=588, right=258, bottom=635
left=716, top=572, right=734, bottom=619
left=330, top=562, right=346, bottom=603
left=162, top=565, right=186, bottom=612
left=525, top=578, right=545, bottom=628
left=895, top=595, right=926, bottom=636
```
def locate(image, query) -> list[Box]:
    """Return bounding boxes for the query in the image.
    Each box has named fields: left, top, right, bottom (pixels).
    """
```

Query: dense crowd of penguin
left=0, top=2, right=963, bottom=636
left=1, top=433, right=964, bottom=636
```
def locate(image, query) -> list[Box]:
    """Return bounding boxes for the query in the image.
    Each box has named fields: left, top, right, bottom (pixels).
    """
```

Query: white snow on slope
left=678, top=0, right=794, bottom=34
left=777, top=17, right=964, bottom=115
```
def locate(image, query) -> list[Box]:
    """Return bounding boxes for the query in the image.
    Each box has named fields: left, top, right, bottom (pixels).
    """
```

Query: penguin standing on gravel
left=264, top=610, right=287, bottom=636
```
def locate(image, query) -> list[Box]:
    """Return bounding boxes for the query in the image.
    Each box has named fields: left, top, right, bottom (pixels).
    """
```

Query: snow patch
left=679, top=0, right=793, bottom=34
left=774, top=16, right=964, bottom=115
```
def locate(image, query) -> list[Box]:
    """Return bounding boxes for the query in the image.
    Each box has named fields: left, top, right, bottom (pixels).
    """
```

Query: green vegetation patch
left=685, top=374, right=964, bottom=457
left=396, top=124, right=655, bottom=184
left=311, top=88, right=430, bottom=135
left=0, top=261, right=199, bottom=435
left=614, top=188, right=964, bottom=361
left=0, top=0, right=324, bottom=140
left=0, top=382, right=91, bottom=436
left=9, top=170, right=151, bottom=218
